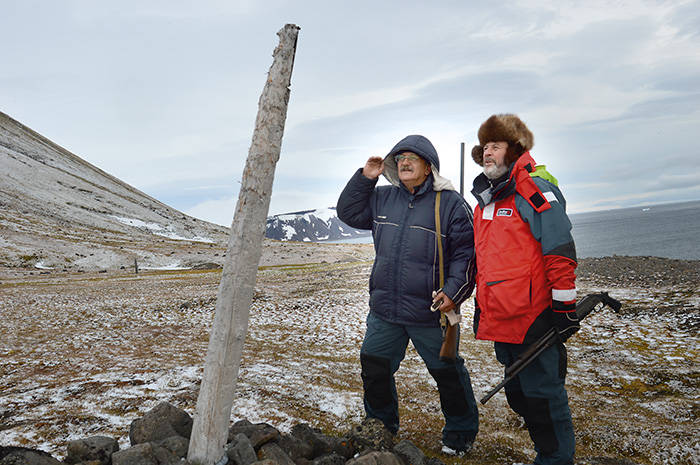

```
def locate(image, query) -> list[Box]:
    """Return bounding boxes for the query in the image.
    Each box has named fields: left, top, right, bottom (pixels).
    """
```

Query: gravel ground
left=577, top=256, right=700, bottom=289
left=0, top=252, right=697, bottom=465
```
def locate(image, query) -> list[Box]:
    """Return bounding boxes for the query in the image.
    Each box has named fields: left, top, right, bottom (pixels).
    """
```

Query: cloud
left=579, top=94, right=700, bottom=125
left=183, top=186, right=343, bottom=226
left=3, top=1, right=700, bottom=221
left=668, top=1, right=700, bottom=39
left=184, top=197, right=236, bottom=227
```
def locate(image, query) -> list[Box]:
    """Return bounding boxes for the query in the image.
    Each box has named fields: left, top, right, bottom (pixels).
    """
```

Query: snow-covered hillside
left=265, top=207, right=370, bottom=242
left=0, top=111, right=374, bottom=271
left=0, top=110, right=231, bottom=271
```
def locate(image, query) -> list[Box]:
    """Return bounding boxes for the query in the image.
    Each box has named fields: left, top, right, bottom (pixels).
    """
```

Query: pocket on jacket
left=372, top=221, right=397, bottom=256
left=483, top=266, right=532, bottom=319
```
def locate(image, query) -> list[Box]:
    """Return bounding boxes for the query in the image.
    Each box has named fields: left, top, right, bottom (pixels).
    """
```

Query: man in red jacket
left=470, top=114, right=579, bottom=465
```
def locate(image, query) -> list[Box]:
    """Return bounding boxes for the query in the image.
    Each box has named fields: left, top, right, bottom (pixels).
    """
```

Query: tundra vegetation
left=0, top=247, right=698, bottom=465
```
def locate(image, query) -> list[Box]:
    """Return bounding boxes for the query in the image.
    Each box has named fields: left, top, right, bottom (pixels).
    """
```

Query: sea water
left=330, top=200, right=700, bottom=260
left=569, top=200, right=700, bottom=260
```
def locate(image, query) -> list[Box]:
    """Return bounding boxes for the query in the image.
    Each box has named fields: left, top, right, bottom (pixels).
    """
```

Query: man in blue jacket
left=337, top=135, right=479, bottom=454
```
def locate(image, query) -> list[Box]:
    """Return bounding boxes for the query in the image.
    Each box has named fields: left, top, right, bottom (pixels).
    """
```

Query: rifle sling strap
left=435, top=191, right=446, bottom=330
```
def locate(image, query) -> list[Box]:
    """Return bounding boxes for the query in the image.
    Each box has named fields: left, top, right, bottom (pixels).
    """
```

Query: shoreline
left=2, top=253, right=699, bottom=289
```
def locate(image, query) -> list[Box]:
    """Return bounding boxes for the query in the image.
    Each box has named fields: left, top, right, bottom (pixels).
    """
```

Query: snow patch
left=282, top=225, right=295, bottom=240
left=276, top=208, right=335, bottom=225
left=140, top=263, right=190, bottom=271
left=312, top=207, right=336, bottom=224
left=111, top=216, right=214, bottom=243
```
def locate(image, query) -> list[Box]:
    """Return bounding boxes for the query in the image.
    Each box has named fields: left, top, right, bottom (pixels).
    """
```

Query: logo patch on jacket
left=496, top=208, right=513, bottom=217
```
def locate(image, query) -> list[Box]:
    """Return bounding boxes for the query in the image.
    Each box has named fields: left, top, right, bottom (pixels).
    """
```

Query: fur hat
left=471, top=114, right=534, bottom=166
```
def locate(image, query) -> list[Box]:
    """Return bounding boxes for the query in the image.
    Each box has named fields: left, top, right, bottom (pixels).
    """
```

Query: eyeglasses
left=394, top=153, right=422, bottom=163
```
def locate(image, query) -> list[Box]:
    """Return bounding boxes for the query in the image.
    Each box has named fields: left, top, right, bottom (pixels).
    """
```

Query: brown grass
left=1, top=263, right=698, bottom=464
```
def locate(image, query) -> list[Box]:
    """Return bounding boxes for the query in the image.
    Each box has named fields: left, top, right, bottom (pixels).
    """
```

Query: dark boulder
left=257, top=443, right=295, bottom=465
left=348, top=419, right=394, bottom=453
left=65, top=436, right=120, bottom=465
left=290, top=423, right=333, bottom=457
left=227, top=421, right=279, bottom=449
left=111, top=443, right=158, bottom=465
left=151, top=436, right=189, bottom=465
left=311, top=453, right=347, bottom=465
left=346, top=451, right=403, bottom=465
left=225, top=433, right=257, bottom=465
left=129, top=402, right=192, bottom=446
left=392, top=440, right=425, bottom=465
left=276, top=433, right=314, bottom=461
left=0, top=447, right=62, bottom=465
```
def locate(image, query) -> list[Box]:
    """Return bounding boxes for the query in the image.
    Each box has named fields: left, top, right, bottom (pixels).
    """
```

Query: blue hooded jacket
left=337, top=135, right=476, bottom=327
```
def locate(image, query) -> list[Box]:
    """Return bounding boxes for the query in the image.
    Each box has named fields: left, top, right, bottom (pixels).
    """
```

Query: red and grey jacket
left=471, top=152, right=577, bottom=344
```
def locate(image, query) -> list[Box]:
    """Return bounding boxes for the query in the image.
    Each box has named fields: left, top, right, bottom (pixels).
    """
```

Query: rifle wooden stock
left=479, top=292, right=621, bottom=404
left=439, top=322, right=458, bottom=362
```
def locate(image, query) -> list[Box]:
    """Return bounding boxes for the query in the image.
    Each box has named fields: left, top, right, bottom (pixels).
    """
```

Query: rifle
left=433, top=190, right=462, bottom=362
left=432, top=298, right=461, bottom=362
left=479, top=292, right=622, bottom=405
left=440, top=320, right=459, bottom=362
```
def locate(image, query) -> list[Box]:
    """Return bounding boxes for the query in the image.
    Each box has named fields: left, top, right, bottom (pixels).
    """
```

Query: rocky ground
left=576, top=255, right=700, bottom=289
left=0, top=247, right=698, bottom=465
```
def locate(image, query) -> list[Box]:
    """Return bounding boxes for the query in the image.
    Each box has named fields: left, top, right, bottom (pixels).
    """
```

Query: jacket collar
left=471, top=151, right=538, bottom=209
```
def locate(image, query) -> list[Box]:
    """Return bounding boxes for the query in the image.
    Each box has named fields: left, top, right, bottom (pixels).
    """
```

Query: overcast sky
left=3, top=0, right=699, bottom=226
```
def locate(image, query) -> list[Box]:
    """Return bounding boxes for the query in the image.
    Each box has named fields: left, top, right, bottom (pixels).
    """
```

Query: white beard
left=483, top=162, right=508, bottom=180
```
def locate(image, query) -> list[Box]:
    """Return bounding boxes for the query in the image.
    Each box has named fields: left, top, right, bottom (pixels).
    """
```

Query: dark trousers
left=495, top=341, right=575, bottom=465
left=360, top=312, right=479, bottom=443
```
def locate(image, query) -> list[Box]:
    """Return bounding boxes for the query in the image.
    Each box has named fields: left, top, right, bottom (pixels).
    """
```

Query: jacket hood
left=382, top=134, right=455, bottom=191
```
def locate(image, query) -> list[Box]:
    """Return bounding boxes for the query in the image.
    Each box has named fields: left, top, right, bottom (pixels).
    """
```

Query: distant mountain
left=0, top=111, right=373, bottom=271
left=266, top=207, right=371, bottom=242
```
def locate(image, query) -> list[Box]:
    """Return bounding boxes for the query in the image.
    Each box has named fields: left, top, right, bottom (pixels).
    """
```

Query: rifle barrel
left=482, top=331, right=559, bottom=404
left=480, top=379, right=506, bottom=404
left=480, top=292, right=622, bottom=404
left=505, top=328, right=557, bottom=377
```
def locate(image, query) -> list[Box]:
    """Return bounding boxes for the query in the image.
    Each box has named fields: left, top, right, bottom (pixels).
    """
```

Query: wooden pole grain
left=187, top=24, right=300, bottom=465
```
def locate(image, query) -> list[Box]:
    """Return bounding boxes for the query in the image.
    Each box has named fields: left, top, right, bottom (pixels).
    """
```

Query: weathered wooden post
left=187, top=24, right=300, bottom=465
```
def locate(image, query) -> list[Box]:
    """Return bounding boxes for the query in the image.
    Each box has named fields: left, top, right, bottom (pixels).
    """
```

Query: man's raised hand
left=362, top=156, right=384, bottom=180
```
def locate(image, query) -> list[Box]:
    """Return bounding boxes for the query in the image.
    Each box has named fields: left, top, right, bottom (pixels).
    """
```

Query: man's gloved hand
left=550, top=301, right=580, bottom=342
